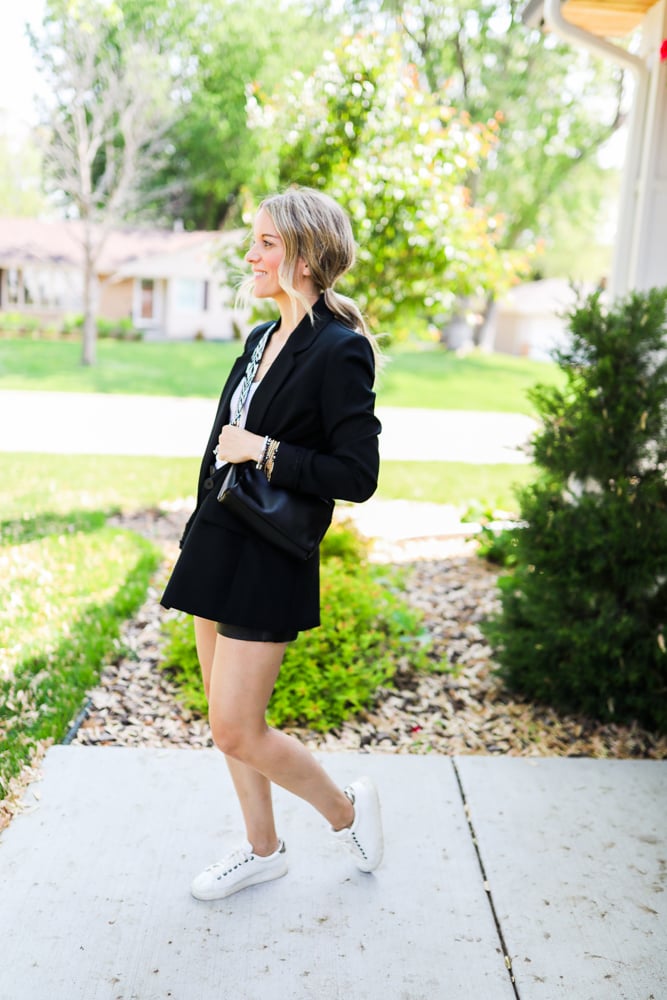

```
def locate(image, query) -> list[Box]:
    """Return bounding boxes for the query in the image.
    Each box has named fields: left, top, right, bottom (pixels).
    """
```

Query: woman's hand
left=216, top=424, right=265, bottom=464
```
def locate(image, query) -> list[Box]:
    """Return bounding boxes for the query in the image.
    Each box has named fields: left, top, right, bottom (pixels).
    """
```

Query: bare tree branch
left=32, top=3, right=174, bottom=364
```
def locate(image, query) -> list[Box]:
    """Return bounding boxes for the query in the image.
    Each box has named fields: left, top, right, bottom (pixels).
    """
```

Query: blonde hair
left=239, top=186, right=381, bottom=365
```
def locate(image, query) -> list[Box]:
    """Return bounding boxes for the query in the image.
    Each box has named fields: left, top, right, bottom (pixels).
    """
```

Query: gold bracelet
left=264, top=439, right=280, bottom=481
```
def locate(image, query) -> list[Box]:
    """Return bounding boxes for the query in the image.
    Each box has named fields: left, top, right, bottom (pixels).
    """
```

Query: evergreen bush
left=484, top=287, right=667, bottom=732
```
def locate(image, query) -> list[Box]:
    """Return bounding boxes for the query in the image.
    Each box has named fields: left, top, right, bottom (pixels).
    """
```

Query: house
left=0, top=218, right=246, bottom=339
left=493, top=278, right=597, bottom=359
left=523, top=0, right=667, bottom=297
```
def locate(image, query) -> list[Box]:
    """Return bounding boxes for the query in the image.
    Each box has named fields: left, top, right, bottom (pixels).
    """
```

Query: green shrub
left=484, top=288, right=667, bottom=732
left=97, top=316, right=141, bottom=340
left=0, top=311, right=42, bottom=334
left=61, top=313, right=84, bottom=335
left=462, top=502, right=522, bottom=567
left=475, top=525, right=521, bottom=567
left=0, top=312, right=140, bottom=340
left=0, top=311, right=25, bottom=332
left=319, top=517, right=371, bottom=564
left=160, top=521, right=430, bottom=730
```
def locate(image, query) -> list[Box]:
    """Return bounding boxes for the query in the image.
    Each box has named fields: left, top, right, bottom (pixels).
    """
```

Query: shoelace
left=343, top=788, right=365, bottom=856
left=207, top=846, right=253, bottom=879
left=347, top=829, right=368, bottom=860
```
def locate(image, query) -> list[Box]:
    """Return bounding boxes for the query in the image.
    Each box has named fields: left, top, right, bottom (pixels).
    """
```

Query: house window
left=15, top=267, right=69, bottom=309
left=23, top=269, right=37, bottom=306
left=140, top=279, right=155, bottom=319
left=6, top=268, right=20, bottom=306
left=24, top=267, right=56, bottom=307
left=174, top=279, right=207, bottom=311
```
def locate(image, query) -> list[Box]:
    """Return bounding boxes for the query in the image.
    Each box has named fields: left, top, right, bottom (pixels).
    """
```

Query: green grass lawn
left=378, top=460, right=533, bottom=511
left=0, top=453, right=198, bottom=527
left=0, top=338, right=241, bottom=397
left=0, top=453, right=532, bottom=527
left=376, top=346, right=562, bottom=414
left=0, top=337, right=562, bottom=414
left=0, top=505, right=159, bottom=804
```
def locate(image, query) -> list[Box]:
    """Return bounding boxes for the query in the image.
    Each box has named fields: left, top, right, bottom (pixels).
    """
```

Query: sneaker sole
left=191, top=863, right=288, bottom=901
left=356, top=780, right=383, bottom=872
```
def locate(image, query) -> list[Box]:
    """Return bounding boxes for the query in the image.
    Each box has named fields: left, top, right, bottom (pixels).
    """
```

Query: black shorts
left=216, top=622, right=298, bottom=643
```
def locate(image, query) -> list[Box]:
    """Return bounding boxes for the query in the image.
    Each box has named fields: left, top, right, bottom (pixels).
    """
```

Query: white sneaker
left=191, top=840, right=288, bottom=901
left=332, top=776, right=384, bottom=872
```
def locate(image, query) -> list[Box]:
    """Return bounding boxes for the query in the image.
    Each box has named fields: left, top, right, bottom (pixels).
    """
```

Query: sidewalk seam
left=452, top=757, right=521, bottom=1000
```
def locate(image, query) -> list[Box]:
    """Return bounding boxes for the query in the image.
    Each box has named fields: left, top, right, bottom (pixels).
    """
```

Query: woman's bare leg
left=194, top=617, right=284, bottom=855
left=193, top=616, right=217, bottom=698
left=224, top=756, right=280, bottom=856
left=207, top=634, right=354, bottom=834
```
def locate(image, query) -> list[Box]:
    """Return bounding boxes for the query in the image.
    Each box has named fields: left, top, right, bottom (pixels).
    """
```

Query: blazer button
left=203, top=477, right=214, bottom=490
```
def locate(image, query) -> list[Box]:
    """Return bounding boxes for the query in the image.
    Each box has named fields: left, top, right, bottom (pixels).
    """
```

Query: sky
left=0, top=0, right=47, bottom=137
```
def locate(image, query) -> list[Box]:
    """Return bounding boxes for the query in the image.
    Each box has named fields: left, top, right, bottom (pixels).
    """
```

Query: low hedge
left=0, top=312, right=141, bottom=340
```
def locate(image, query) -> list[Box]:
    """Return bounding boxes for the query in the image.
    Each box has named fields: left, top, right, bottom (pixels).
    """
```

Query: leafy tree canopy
left=124, top=0, right=341, bottom=229
left=246, top=32, right=528, bottom=335
left=339, top=0, right=626, bottom=263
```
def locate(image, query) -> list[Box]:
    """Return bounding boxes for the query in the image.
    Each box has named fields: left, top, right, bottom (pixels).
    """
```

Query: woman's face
left=245, top=207, right=285, bottom=301
left=245, top=207, right=314, bottom=305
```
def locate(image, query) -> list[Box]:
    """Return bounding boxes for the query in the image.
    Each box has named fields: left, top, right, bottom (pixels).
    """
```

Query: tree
left=485, top=288, right=667, bottom=733
left=125, top=0, right=341, bottom=230
left=343, top=0, right=626, bottom=286
left=246, top=33, right=527, bottom=337
left=31, top=0, right=173, bottom=365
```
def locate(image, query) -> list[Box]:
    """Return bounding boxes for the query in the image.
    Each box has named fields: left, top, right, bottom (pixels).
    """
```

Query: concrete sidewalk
left=0, top=389, right=536, bottom=464
left=2, top=748, right=665, bottom=1000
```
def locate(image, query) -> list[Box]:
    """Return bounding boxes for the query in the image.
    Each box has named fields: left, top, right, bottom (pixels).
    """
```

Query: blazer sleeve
left=269, top=333, right=381, bottom=503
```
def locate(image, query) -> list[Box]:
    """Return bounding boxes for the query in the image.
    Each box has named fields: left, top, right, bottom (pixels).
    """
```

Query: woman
left=161, top=187, right=384, bottom=901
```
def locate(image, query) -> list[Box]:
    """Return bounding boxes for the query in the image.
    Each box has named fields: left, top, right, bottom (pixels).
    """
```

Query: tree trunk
left=81, top=237, right=97, bottom=367
left=474, top=292, right=497, bottom=351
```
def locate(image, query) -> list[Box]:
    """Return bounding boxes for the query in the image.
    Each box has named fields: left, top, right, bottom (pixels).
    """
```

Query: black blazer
left=161, top=298, right=381, bottom=632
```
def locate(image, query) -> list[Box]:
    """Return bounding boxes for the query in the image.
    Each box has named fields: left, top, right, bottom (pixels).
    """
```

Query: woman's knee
left=209, top=707, right=262, bottom=759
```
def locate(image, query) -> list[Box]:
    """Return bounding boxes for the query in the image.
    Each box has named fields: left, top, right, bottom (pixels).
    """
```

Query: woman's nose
left=245, top=244, right=259, bottom=262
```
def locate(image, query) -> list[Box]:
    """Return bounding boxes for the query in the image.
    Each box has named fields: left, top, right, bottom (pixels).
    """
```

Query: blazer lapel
left=246, top=300, right=332, bottom=431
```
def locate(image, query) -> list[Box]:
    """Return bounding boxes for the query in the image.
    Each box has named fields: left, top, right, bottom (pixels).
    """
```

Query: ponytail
left=322, top=288, right=384, bottom=370
left=248, top=186, right=385, bottom=374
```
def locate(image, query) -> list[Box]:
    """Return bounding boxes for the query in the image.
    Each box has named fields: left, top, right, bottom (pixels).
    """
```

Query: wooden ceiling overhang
left=523, top=0, right=657, bottom=38
left=552, top=1, right=659, bottom=38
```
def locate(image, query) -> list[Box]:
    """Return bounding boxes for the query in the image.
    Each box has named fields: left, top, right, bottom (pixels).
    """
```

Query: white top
left=214, top=380, right=260, bottom=470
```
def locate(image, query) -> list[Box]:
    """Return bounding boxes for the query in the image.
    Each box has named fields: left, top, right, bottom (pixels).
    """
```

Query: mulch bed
left=3, top=504, right=664, bottom=831
left=73, top=507, right=667, bottom=760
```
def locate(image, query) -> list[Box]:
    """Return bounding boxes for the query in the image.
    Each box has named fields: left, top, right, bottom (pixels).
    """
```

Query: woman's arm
left=269, top=334, right=381, bottom=503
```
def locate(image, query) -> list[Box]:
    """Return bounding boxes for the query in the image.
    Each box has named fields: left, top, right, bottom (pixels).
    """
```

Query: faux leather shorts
left=216, top=622, right=298, bottom=643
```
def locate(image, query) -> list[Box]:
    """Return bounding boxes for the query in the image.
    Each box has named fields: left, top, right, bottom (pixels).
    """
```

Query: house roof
left=523, top=0, right=661, bottom=37
left=0, top=218, right=231, bottom=276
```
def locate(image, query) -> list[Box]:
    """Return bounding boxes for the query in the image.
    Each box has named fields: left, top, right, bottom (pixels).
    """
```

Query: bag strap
left=230, top=322, right=276, bottom=426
